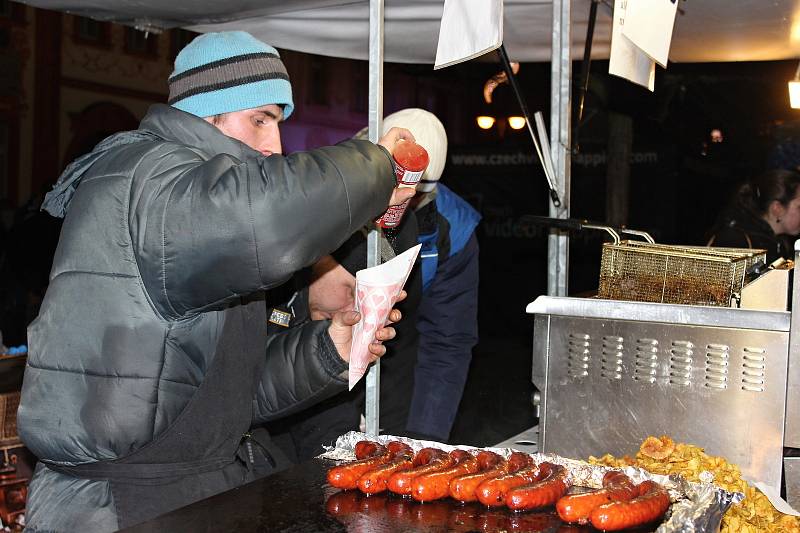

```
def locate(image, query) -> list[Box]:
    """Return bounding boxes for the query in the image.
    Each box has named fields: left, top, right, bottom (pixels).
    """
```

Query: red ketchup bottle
left=377, top=140, right=430, bottom=230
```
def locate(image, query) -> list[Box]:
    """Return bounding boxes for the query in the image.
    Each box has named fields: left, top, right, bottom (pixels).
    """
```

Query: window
left=0, top=1, right=25, bottom=23
left=73, top=16, right=111, bottom=46
left=124, top=27, right=158, bottom=57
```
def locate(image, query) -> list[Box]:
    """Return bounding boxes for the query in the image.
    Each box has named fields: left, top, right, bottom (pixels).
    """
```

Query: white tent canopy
left=19, top=0, right=800, bottom=64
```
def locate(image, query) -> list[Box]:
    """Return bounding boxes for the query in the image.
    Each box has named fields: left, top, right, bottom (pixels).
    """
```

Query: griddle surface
left=125, top=458, right=657, bottom=532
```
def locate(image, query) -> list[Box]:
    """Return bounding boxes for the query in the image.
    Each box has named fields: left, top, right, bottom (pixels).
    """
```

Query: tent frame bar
left=548, top=0, right=572, bottom=297
left=364, top=0, right=384, bottom=437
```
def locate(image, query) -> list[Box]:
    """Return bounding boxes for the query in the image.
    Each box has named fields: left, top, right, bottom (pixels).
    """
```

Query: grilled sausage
left=505, top=462, right=571, bottom=510
left=357, top=445, right=415, bottom=494
left=556, top=470, right=638, bottom=524
left=411, top=449, right=478, bottom=502
left=589, top=479, right=670, bottom=531
left=354, top=440, right=380, bottom=460
left=449, top=451, right=531, bottom=502
left=476, top=461, right=544, bottom=507
left=386, top=441, right=413, bottom=455
left=475, top=450, right=504, bottom=470
left=387, top=447, right=456, bottom=495
left=327, top=443, right=393, bottom=489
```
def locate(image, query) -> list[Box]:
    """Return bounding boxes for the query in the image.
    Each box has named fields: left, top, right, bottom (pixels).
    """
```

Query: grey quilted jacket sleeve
left=252, top=320, right=347, bottom=424
left=132, top=139, right=394, bottom=319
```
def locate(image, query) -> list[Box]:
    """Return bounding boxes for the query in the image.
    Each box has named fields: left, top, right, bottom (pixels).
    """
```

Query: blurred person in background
left=707, top=169, right=800, bottom=263
left=396, top=108, right=481, bottom=443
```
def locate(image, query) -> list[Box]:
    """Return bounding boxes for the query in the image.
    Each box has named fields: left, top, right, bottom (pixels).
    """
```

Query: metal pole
left=364, top=0, right=384, bottom=436
left=497, top=45, right=561, bottom=207
left=574, top=0, right=599, bottom=153
left=785, top=240, right=800, bottom=447
left=786, top=240, right=800, bottom=506
left=548, top=0, right=572, bottom=297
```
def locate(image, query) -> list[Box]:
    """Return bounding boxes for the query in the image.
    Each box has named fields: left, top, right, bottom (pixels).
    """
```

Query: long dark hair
left=737, top=169, right=800, bottom=216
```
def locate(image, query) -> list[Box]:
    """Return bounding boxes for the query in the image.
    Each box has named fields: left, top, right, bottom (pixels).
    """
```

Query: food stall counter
left=122, top=456, right=613, bottom=533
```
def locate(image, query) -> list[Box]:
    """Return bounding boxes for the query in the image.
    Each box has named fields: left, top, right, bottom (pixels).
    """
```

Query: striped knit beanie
left=168, top=31, right=294, bottom=119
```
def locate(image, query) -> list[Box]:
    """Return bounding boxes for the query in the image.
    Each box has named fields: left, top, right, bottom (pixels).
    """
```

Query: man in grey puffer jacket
left=17, top=31, right=415, bottom=532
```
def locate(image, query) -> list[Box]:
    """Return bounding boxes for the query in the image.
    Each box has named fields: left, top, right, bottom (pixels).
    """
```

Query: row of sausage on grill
left=326, top=441, right=671, bottom=531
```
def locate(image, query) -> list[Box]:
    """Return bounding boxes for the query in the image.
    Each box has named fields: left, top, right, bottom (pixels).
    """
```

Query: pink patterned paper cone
left=348, top=281, right=402, bottom=390
left=347, top=243, right=421, bottom=390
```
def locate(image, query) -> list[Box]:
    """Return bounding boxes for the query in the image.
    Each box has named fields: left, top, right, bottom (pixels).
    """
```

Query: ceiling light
left=508, top=116, right=526, bottom=130
left=790, top=62, right=800, bottom=109
left=791, top=81, right=800, bottom=109
left=476, top=116, right=496, bottom=129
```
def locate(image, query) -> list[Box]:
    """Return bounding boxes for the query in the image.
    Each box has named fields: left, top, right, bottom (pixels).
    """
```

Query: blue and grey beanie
left=168, top=31, right=294, bottom=119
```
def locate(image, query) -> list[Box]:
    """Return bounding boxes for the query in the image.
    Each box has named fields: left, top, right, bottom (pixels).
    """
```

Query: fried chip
left=640, top=435, right=676, bottom=460
left=588, top=435, right=800, bottom=532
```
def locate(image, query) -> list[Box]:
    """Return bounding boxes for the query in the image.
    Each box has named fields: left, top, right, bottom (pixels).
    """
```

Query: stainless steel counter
left=526, top=296, right=790, bottom=331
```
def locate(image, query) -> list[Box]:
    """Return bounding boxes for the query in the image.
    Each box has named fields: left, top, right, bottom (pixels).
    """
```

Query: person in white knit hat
left=381, top=108, right=482, bottom=443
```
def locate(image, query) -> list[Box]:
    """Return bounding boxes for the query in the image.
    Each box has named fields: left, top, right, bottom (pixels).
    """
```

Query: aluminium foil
left=320, top=431, right=742, bottom=533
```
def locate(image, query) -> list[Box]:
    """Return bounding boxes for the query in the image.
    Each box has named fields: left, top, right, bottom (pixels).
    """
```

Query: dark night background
left=438, top=58, right=800, bottom=444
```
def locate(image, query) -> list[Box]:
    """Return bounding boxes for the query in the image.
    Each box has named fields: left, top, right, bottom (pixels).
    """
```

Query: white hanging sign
left=609, top=0, right=656, bottom=92
left=621, top=0, right=679, bottom=68
left=434, top=0, right=503, bottom=70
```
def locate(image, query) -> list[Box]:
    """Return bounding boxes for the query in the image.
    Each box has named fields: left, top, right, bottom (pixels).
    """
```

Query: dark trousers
left=406, top=234, right=479, bottom=441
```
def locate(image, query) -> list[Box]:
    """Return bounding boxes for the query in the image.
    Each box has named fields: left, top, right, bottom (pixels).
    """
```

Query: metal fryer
left=598, top=240, right=766, bottom=307
left=523, top=217, right=795, bottom=500
left=527, top=295, right=790, bottom=492
left=520, top=215, right=766, bottom=307
left=528, top=236, right=799, bottom=495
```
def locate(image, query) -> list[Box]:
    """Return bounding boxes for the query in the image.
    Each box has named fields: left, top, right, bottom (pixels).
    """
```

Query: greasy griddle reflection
left=325, top=490, right=659, bottom=532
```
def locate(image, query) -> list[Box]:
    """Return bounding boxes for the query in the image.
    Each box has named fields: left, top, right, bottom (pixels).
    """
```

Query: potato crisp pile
left=589, top=435, right=800, bottom=533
